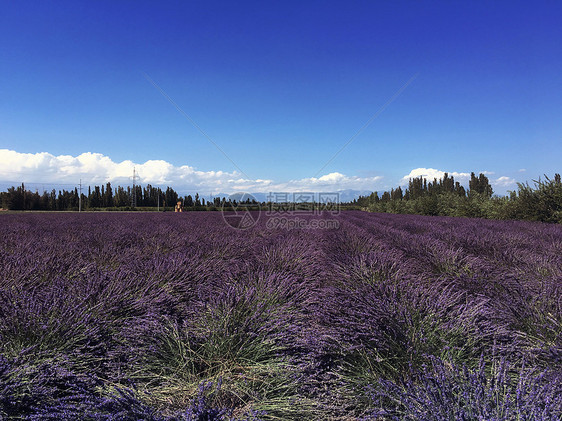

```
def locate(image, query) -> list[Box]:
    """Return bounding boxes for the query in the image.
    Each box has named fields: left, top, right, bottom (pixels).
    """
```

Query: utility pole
left=131, top=167, right=137, bottom=208
left=79, top=179, right=82, bottom=212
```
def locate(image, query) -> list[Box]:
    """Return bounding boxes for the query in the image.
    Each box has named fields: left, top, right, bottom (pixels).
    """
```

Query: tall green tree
left=103, top=182, right=114, bottom=207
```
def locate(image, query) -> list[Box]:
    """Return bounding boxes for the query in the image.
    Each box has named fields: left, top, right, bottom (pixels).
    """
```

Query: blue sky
left=1, top=1, right=560, bottom=195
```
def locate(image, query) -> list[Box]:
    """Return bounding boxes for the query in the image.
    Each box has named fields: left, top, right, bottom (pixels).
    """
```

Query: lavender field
left=1, top=211, right=561, bottom=420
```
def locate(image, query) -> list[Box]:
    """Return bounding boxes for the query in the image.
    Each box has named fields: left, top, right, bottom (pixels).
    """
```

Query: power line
left=0, top=179, right=80, bottom=187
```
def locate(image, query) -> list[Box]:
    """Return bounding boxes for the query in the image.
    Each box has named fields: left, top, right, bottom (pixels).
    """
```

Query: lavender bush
left=365, top=356, right=562, bottom=420
left=0, top=211, right=561, bottom=419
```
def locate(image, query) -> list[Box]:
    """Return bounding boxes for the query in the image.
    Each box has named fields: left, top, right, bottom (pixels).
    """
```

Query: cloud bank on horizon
left=0, top=149, right=518, bottom=194
left=0, top=149, right=384, bottom=193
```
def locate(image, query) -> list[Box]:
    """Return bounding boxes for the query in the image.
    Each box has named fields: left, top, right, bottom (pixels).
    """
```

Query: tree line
left=0, top=182, right=238, bottom=211
left=355, top=172, right=562, bottom=223
left=2, top=173, right=561, bottom=223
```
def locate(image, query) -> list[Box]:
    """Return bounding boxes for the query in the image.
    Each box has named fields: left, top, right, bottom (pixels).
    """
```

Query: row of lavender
left=0, top=211, right=560, bottom=419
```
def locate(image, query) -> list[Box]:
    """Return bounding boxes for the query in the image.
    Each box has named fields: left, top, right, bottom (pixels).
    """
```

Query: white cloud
left=400, top=168, right=472, bottom=185
left=518, top=168, right=526, bottom=172
left=0, top=149, right=383, bottom=193
left=494, top=176, right=516, bottom=187
left=273, top=173, right=383, bottom=192
left=399, top=167, right=519, bottom=194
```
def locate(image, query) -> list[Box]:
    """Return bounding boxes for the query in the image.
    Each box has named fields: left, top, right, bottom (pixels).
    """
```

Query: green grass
left=123, top=287, right=316, bottom=419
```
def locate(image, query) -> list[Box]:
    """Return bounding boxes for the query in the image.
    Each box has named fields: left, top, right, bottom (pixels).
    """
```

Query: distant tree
left=6, top=184, right=25, bottom=210
left=40, top=191, right=49, bottom=210
left=515, top=174, right=562, bottom=223
left=391, top=186, right=403, bottom=201
left=442, top=172, right=455, bottom=193
left=134, top=185, right=143, bottom=206
left=113, top=186, right=128, bottom=207
left=0, top=191, right=7, bottom=209
left=90, top=186, right=102, bottom=208
left=103, top=182, right=113, bottom=207
left=165, top=187, right=178, bottom=208
left=469, top=172, right=493, bottom=198
left=407, top=176, right=425, bottom=199
left=455, top=182, right=466, bottom=197
left=479, top=173, right=493, bottom=197
left=381, top=191, right=391, bottom=202
left=49, top=189, right=57, bottom=210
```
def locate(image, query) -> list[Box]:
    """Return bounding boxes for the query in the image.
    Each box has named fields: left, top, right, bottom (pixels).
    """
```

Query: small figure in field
left=174, top=201, right=183, bottom=212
